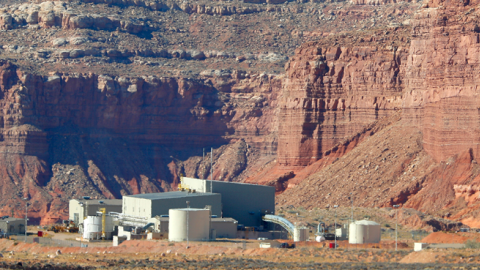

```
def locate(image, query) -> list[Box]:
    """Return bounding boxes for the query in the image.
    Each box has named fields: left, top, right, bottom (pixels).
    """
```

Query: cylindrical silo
left=83, top=216, right=102, bottom=240
left=168, top=208, right=210, bottom=242
left=104, top=216, right=114, bottom=239
left=348, top=220, right=381, bottom=244
left=293, top=227, right=309, bottom=242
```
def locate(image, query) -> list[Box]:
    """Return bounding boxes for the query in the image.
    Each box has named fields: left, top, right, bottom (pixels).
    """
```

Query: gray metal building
left=211, top=217, right=238, bottom=238
left=183, top=177, right=275, bottom=227
left=69, top=199, right=122, bottom=225
left=123, top=191, right=221, bottom=219
left=0, top=217, right=25, bottom=235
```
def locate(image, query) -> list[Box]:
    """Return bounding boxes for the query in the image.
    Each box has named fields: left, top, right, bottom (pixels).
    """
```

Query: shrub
left=465, top=240, right=480, bottom=249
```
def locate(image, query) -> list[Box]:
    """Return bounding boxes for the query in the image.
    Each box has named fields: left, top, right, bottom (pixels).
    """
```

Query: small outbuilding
left=0, top=217, right=25, bottom=235
left=348, top=220, right=381, bottom=244
left=69, top=199, right=122, bottom=226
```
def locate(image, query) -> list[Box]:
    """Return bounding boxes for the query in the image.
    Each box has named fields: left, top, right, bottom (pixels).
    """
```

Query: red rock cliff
left=278, top=45, right=406, bottom=167
left=0, top=61, right=281, bottom=224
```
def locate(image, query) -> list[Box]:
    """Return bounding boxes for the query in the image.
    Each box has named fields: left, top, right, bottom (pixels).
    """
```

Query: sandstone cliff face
left=0, top=60, right=280, bottom=223
left=3, top=0, right=480, bottom=228
left=276, top=0, right=480, bottom=227
left=402, top=0, right=480, bottom=162
left=278, top=45, right=405, bottom=167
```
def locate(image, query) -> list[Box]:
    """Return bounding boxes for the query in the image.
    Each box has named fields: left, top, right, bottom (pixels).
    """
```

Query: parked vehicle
left=279, top=243, right=295, bottom=249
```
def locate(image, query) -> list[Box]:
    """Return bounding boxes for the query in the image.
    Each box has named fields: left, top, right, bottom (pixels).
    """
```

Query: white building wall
left=183, top=177, right=207, bottom=193
left=123, top=197, right=152, bottom=219
left=69, top=200, right=83, bottom=222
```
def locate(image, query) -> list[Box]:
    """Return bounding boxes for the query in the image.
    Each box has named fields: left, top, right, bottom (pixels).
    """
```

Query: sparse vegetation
left=465, top=240, right=480, bottom=249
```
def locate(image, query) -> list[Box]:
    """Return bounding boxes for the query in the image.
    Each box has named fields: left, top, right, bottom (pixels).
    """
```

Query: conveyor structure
left=262, top=214, right=295, bottom=238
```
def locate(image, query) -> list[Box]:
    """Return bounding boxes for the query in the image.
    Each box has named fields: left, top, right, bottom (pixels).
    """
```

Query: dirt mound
left=421, top=232, right=469, bottom=244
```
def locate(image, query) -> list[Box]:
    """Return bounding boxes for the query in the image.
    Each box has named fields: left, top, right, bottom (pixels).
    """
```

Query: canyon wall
left=277, top=0, right=480, bottom=227
left=403, top=0, right=480, bottom=162
left=5, top=0, right=480, bottom=226
left=0, top=60, right=280, bottom=223
left=278, top=45, right=406, bottom=167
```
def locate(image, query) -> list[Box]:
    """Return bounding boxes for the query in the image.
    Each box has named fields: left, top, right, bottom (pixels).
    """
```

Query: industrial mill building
left=182, top=177, right=275, bottom=227
left=122, top=191, right=222, bottom=219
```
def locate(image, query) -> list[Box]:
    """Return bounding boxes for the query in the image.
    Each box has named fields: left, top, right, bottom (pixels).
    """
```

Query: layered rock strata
left=278, top=45, right=406, bottom=167
left=277, top=0, right=480, bottom=228
left=0, top=60, right=280, bottom=223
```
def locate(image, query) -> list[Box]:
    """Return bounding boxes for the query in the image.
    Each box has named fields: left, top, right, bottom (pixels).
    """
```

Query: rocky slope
left=276, top=0, right=480, bottom=228
left=1, top=0, right=480, bottom=228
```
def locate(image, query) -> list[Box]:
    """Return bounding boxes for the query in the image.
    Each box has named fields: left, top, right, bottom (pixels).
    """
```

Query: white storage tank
left=348, top=220, right=381, bottom=244
left=168, top=208, right=210, bottom=242
left=83, top=216, right=114, bottom=240
left=293, top=227, right=309, bottom=242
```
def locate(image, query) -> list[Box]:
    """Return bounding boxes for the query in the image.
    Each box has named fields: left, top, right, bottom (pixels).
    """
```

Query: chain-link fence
left=14, top=236, right=88, bottom=247
left=33, top=237, right=86, bottom=247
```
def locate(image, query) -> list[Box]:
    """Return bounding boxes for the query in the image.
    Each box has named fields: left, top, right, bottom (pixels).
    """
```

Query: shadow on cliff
left=45, top=125, right=172, bottom=198
left=44, top=123, right=231, bottom=199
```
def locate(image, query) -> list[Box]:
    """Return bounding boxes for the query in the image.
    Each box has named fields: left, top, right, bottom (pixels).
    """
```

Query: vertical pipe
left=210, top=147, right=213, bottom=193
left=351, top=193, right=353, bottom=223
left=186, top=201, right=190, bottom=248
left=395, top=207, right=398, bottom=251
left=334, top=206, right=337, bottom=249
left=24, top=202, right=27, bottom=242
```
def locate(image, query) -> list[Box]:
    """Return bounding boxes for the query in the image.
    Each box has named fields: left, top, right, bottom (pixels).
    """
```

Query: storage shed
left=348, top=220, right=381, bottom=244
left=0, top=217, right=25, bottom=235
left=69, top=199, right=122, bottom=226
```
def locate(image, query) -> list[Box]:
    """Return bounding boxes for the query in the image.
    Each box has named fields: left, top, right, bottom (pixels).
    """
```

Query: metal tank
left=348, top=220, right=381, bottom=244
left=168, top=208, right=210, bottom=242
left=293, top=227, right=309, bottom=242
left=83, top=216, right=114, bottom=240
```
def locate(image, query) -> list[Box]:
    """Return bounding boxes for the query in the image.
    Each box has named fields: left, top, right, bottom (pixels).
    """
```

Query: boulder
left=52, top=38, right=67, bottom=46
left=191, top=50, right=205, bottom=60
left=69, top=49, right=84, bottom=58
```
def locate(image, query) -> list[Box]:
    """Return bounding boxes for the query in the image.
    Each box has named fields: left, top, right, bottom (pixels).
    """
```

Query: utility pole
left=334, top=205, right=338, bottom=249
left=393, top=204, right=400, bottom=251
left=23, top=198, right=28, bottom=242
left=350, top=193, right=353, bottom=223
left=203, top=148, right=205, bottom=178
left=186, top=201, right=190, bottom=248
left=210, top=147, right=213, bottom=193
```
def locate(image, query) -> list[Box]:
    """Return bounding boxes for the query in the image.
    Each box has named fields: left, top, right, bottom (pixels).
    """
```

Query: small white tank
left=293, top=227, right=308, bottom=242
left=168, top=208, right=210, bottom=242
left=348, top=220, right=381, bottom=244
left=83, top=216, right=101, bottom=239
left=83, top=216, right=114, bottom=240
